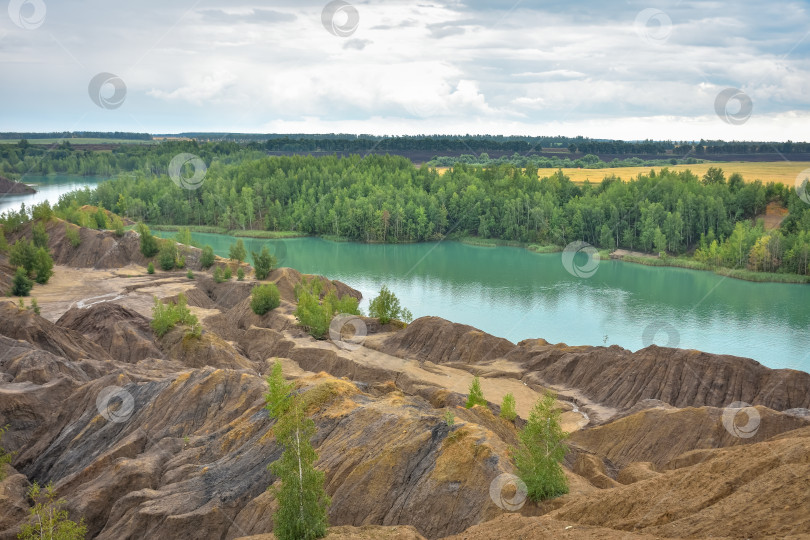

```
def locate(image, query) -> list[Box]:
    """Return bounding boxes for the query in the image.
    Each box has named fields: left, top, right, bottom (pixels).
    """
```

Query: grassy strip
left=229, top=230, right=305, bottom=239
left=459, top=236, right=527, bottom=248
left=150, top=224, right=228, bottom=234
left=620, top=254, right=810, bottom=284
left=528, top=244, right=563, bottom=254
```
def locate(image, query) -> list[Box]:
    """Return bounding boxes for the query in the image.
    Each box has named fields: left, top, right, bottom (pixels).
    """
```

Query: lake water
left=0, top=174, right=104, bottom=216
left=154, top=232, right=810, bottom=373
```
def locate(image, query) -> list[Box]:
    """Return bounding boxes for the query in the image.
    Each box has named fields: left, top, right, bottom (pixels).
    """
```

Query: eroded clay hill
left=1, top=227, right=810, bottom=539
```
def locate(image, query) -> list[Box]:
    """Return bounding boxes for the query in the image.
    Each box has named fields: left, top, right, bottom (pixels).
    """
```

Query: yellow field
left=559, top=161, right=810, bottom=186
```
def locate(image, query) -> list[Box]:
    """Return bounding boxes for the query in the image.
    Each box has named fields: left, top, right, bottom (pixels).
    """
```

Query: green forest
left=2, top=139, right=809, bottom=279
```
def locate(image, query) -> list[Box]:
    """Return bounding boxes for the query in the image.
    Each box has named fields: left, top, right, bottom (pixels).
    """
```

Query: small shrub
left=32, top=247, right=53, bottom=284
left=137, top=223, right=159, bottom=257
left=32, top=222, right=49, bottom=249
left=465, top=376, right=487, bottom=409
left=237, top=267, right=245, bottom=281
left=229, top=239, right=246, bottom=264
left=150, top=293, right=199, bottom=338
left=444, top=409, right=455, bottom=426
left=251, top=283, right=281, bottom=315
left=500, top=393, right=517, bottom=421
left=30, top=298, right=40, bottom=315
left=12, top=267, right=33, bottom=297
left=112, top=215, right=125, bottom=237
left=186, top=269, right=194, bottom=279
left=223, top=266, right=232, bottom=280
left=200, top=245, right=215, bottom=269
left=369, top=285, right=412, bottom=324
left=213, top=266, right=225, bottom=283
left=18, top=298, right=25, bottom=309
left=158, top=241, right=178, bottom=271
left=147, top=262, right=155, bottom=274
left=252, top=246, right=277, bottom=280
left=65, top=225, right=81, bottom=247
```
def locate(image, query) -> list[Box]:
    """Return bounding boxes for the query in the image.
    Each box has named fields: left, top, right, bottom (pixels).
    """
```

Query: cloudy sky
left=1, top=0, right=809, bottom=140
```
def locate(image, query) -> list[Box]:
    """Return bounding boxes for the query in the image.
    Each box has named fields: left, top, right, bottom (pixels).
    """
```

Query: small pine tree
left=200, top=245, right=215, bottom=269
left=17, top=482, right=87, bottom=540
left=500, top=393, right=517, bottom=421
left=32, top=222, right=49, bottom=249
left=213, top=266, right=225, bottom=283
left=147, top=262, right=155, bottom=274
left=237, top=267, right=245, bottom=281
left=30, top=298, right=40, bottom=315
left=32, top=247, right=53, bottom=284
left=223, top=266, right=232, bottom=280
left=265, top=359, right=293, bottom=419
left=444, top=409, right=455, bottom=426
left=12, top=267, right=33, bottom=297
left=137, top=223, right=159, bottom=257
left=229, top=239, right=247, bottom=264
left=269, top=397, right=330, bottom=540
left=514, top=391, right=569, bottom=501
left=465, top=376, right=487, bottom=409
left=252, top=246, right=277, bottom=280
left=187, top=269, right=194, bottom=280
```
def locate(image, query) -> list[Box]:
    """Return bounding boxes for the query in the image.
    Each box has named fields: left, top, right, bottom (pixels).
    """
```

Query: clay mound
left=8, top=219, right=212, bottom=271
left=0, top=301, right=111, bottom=363
left=380, top=316, right=516, bottom=365
left=443, top=514, right=661, bottom=539
left=235, top=524, right=427, bottom=539
left=512, top=342, right=810, bottom=412
left=547, top=426, right=810, bottom=538
left=570, top=404, right=810, bottom=469
left=0, top=335, right=102, bottom=386
left=56, top=303, right=163, bottom=363
left=158, top=326, right=255, bottom=371
left=0, top=175, right=35, bottom=194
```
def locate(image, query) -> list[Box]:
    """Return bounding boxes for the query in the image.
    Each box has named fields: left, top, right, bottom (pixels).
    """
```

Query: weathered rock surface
left=56, top=303, right=162, bottom=363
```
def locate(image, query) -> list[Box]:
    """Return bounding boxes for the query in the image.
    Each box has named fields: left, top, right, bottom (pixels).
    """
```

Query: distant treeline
left=42, top=152, right=810, bottom=277
left=0, top=132, right=153, bottom=141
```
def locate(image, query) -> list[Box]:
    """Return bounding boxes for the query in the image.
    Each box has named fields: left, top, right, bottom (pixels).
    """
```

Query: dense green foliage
left=252, top=246, right=277, bottom=280
left=514, top=391, right=569, bottom=501
left=237, top=267, right=245, bottom=281
left=251, top=283, right=281, bottom=315
left=147, top=262, right=155, bottom=274
left=265, top=362, right=330, bottom=540
left=32, top=222, right=48, bottom=248
left=54, top=152, right=810, bottom=276
left=17, top=482, right=87, bottom=540
left=294, top=278, right=361, bottom=339
left=212, top=266, right=225, bottom=283
left=150, top=293, right=199, bottom=338
left=9, top=238, right=53, bottom=284
left=11, top=265, right=33, bottom=296
left=157, top=241, right=178, bottom=270
left=465, top=376, right=487, bottom=409
left=368, top=285, right=412, bottom=324
left=500, top=393, right=517, bottom=421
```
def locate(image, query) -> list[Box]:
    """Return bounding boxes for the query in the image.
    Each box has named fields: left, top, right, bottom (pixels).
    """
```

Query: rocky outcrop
left=0, top=301, right=112, bottom=363
left=380, top=317, right=810, bottom=413
left=0, top=176, right=35, bottom=194
left=56, top=303, right=162, bottom=363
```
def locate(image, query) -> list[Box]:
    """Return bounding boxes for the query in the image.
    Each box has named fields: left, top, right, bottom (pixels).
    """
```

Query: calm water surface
left=0, top=174, right=104, bottom=216
left=155, top=232, right=810, bottom=373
